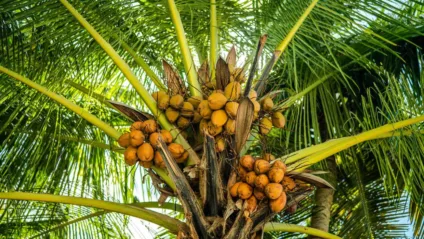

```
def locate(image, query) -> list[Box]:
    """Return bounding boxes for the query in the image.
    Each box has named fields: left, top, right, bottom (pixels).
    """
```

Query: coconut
left=269, top=191, right=287, bottom=213
left=249, top=90, right=258, bottom=101
left=272, top=161, right=287, bottom=172
left=230, top=182, right=242, bottom=198
left=259, top=117, right=273, bottom=135
left=245, top=195, right=257, bottom=213
left=263, top=153, right=275, bottom=162
left=143, top=119, right=157, bottom=134
left=237, top=182, right=253, bottom=199
left=240, top=155, right=255, bottom=171
left=205, top=81, right=216, bottom=90
left=224, top=82, right=241, bottom=101
left=254, top=160, right=271, bottom=174
left=177, top=117, right=190, bottom=129
left=175, top=150, right=189, bottom=163
left=282, top=177, right=296, bottom=191
left=158, top=94, right=170, bottom=110
left=152, top=91, right=167, bottom=102
left=208, top=92, right=228, bottom=110
left=238, top=165, right=248, bottom=180
left=225, top=119, right=236, bottom=135
left=130, top=130, right=145, bottom=147
left=170, top=94, right=184, bottom=109
left=165, top=107, right=180, bottom=123
left=211, top=110, right=228, bottom=127
left=252, top=100, right=261, bottom=112
left=149, top=132, right=160, bottom=148
left=181, top=102, right=194, bottom=117
left=272, top=112, right=286, bottom=128
left=118, top=132, right=131, bottom=148
left=198, top=100, right=212, bottom=119
left=245, top=171, right=257, bottom=186
left=268, top=168, right=285, bottom=183
left=139, top=160, right=153, bottom=168
left=168, top=143, right=184, bottom=158
left=254, top=188, right=266, bottom=200
left=261, top=97, right=274, bottom=111
left=124, top=146, right=138, bottom=166
left=255, top=174, right=270, bottom=191
left=215, top=137, right=225, bottom=152
left=160, top=130, right=173, bottom=144
left=187, top=95, right=203, bottom=109
left=225, top=102, right=239, bottom=119
left=253, top=112, right=259, bottom=121
left=207, top=121, right=223, bottom=136
left=154, top=151, right=166, bottom=168
left=264, top=183, right=283, bottom=199
left=137, top=143, right=154, bottom=162
left=192, top=112, right=202, bottom=123
left=130, top=121, right=144, bottom=131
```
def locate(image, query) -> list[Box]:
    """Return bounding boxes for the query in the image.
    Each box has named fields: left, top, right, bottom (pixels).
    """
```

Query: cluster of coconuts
left=229, top=154, right=296, bottom=213
left=152, top=91, right=202, bottom=131
left=117, top=120, right=189, bottom=168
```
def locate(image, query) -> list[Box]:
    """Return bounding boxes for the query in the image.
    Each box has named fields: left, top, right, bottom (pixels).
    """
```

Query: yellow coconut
left=253, top=188, right=266, bottom=200
left=211, top=110, right=228, bottom=127
left=168, top=143, right=184, bottom=158
left=272, top=112, right=286, bottom=128
left=143, top=119, right=157, bottom=134
left=225, top=102, right=239, bottom=119
left=160, top=130, right=173, bottom=144
left=149, top=132, right=160, bottom=148
left=177, top=117, right=190, bottom=129
left=187, top=95, right=203, bottom=109
left=245, top=171, right=257, bottom=186
left=237, top=182, right=253, bottom=199
left=215, top=137, right=225, bottom=152
left=230, top=182, right=242, bottom=198
left=199, top=119, right=209, bottom=134
left=268, top=168, right=285, bottom=183
left=254, top=174, right=270, bottom=191
left=180, top=102, right=194, bottom=117
left=254, top=160, right=271, bottom=174
left=165, top=108, right=180, bottom=123
left=264, top=183, right=283, bottom=200
left=137, top=143, right=154, bottom=162
left=272, top=161, right=287, bottom=172
left=269, top=192, right=287, bottom=213
left=240, top=155, right=255, bottom=171
left=154, top=151, right=166, bottom=168
left=118, top=132, right=131, bottom=148
left=263, top=153, right=275, bottom=162
left=259, top=117, right=273, bottom=135
left=261, top=97, right=274, bottom=111
left=249, top=90, right=258, bottom=101
left=252, top=100, right=261, bottom=112
left=158, top=94, right=170, bottom=110
left=192, top=111, right=202, bottom=123
left=124, top=146, right=138, bottom=166
left=130, top=121, right=144, bottom=131
left=225, top=119, right=236, bottom=135
left=170, top=94, right=184, bottom=109
left=207, top=121, right=223, bottom=136
left=139, top=160, right=153, bottom=168
left=198, top=100, right=212, bottom=119
left=152, top=91, right=167, bottom=102
left=224, top=82, right=241, bottom=101
left=175, top=150, right=189, bottom=163
left=208, top=92, right=228, bottom=110
left=130, top=130, right=145, bottom=147
left=238, top=166, right=248, bottom=180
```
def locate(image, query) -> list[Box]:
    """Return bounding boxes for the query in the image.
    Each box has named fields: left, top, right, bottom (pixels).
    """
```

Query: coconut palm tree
left=0, top=0, right=423, bottom=238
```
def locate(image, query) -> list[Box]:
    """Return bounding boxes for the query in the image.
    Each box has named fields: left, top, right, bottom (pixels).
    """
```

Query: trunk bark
left=309, top=156, right=337, bottom=238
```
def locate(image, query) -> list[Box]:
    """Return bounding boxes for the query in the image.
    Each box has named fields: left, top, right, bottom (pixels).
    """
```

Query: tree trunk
left=309, top=156, right=337, bottom=238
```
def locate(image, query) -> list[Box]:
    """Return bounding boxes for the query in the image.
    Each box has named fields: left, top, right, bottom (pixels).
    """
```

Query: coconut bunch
left=229, top=154, right=297, bottom=214
left=152, top=91, right=202, bottom=131
left=117, top=120, right=189, bottom=168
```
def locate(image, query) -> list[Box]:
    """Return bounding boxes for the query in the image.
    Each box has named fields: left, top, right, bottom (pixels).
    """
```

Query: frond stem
left=263, top=223, right=341, bottom=239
